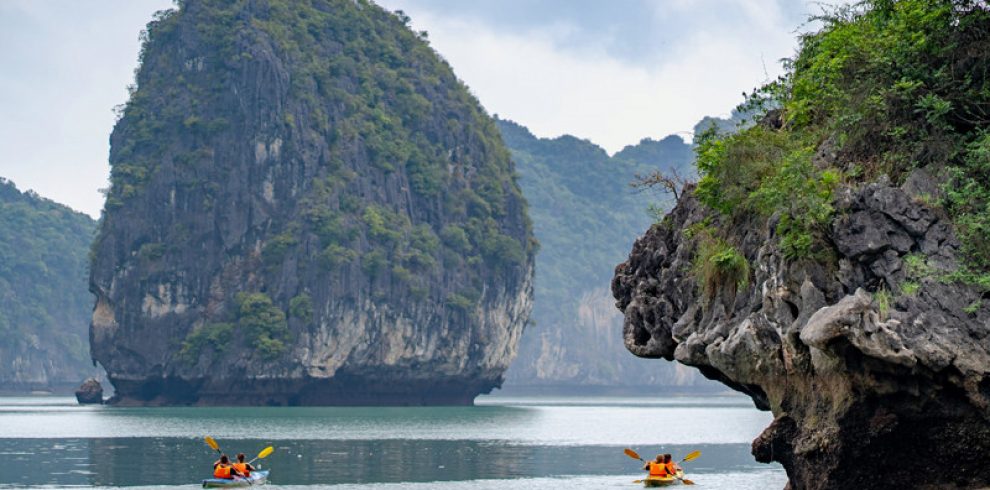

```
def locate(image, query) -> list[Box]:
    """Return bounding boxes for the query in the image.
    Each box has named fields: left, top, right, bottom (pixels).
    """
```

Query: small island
left=88, top=0, right=534, bottom=406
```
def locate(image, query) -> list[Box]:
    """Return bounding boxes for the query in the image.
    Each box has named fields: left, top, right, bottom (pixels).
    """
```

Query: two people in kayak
left=213, top=453, right=256, bottom=480
left=643, top=453, right=680, bottom=478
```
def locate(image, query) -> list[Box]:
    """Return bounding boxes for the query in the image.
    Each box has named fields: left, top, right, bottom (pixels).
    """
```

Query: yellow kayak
left=643, top=470, right=684, bottom=487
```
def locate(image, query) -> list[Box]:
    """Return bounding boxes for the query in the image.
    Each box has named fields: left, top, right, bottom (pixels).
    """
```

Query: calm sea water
left=0, top=394, right=787, bottom=489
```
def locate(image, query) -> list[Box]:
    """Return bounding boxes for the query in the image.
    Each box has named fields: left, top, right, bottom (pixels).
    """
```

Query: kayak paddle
left=248, top=446, right=274, bottom=465
left=677, top=451, right=700, bottom=485
left=627, top=449, right=647, bottom=484
left=624, top=448, right=645, bottom=462
left=205, top=436, right=222, bottom=455
left=239, top=446, right=274, bottom=487
left=681, top=450, right=701, bottom=462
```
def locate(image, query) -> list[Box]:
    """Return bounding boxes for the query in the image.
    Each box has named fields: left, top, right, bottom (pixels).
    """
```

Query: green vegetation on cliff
left=500, top=120, right=692, bottom=318
left=90, top=0, right=534, bottom=403
left=694, top=0, right=990, bottom=284
left=0, top=177, right=97, bottom=389
left=692, top=229, right=749, bottom=299
left=499, top=120, right=708, bottom=388
left=105, top=1, right=532, bottom=297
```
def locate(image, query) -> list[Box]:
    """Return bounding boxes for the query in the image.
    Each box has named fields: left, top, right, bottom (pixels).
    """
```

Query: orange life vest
left=649, top=462, right=667, bottom=477
left=214, top=464, right=233, bottom=479
left=666, top=462, right=678, bottom=475
left=233, top=463, right=250, bottom=476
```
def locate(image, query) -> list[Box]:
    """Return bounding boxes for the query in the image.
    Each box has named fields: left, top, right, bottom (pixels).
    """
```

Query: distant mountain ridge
left=497, top=119, right=720, bottom=390
left=0, top=177, right=99, bottom=391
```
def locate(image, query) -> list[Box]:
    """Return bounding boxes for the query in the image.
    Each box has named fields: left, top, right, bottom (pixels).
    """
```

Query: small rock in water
left=75, top=378, right=103, bottom=405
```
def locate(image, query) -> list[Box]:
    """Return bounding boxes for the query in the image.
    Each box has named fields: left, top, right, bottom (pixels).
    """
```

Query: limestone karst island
left=0, top=0, right=987, bottom=489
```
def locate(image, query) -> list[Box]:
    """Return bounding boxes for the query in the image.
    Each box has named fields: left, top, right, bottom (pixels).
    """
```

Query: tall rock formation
left=0, top=178, right=100, bottom=392
left=90, top=0, right=534, bottom=406
left=614, top=180, right=990, bottom=489
left=499, top=120, right=714, bottom=390
left=613, top=2, right=990, bottom=488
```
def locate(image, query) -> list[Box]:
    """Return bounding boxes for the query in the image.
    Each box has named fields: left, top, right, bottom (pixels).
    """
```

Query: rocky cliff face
left=498, top=120, right=715, bottom=391
left=90, top=0, right=534, bottom=406
left=613, top=177, right=990, bottom=488
left=614, top=3, right=990, bottom=487
left=0, top=178, right=100, bottom=392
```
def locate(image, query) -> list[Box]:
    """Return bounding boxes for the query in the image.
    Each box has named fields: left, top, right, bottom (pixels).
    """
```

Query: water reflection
left=0, top=396, right=782, bottom=487
left=0, top=438, right=771, bottom=487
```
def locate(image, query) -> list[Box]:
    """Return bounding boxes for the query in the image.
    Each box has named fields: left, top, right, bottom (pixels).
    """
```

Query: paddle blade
left=682, top=478, right=696, bottom=485
left=681, top=450, right=701, bottom=462
left=205, top=436, right=220, bottom=451
left=257, top=446, right=274, bottom=459
left=624, top=448, right=643, bottom=461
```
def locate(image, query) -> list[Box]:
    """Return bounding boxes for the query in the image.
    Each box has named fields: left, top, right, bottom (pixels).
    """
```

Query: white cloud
left=404, top=7, right=797, bottom=153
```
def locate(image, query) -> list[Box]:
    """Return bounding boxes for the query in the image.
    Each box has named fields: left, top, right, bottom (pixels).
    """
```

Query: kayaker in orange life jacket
left=212, top=454, right=245, bottom=480
left=663, top=453, right=679, bottom=475
left=643, top=454, right=669, bottom=477
left=232, top=453, right=255, bottom=477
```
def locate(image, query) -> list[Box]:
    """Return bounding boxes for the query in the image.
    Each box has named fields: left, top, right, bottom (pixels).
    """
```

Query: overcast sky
left=0, top=0, right=832, bottom=217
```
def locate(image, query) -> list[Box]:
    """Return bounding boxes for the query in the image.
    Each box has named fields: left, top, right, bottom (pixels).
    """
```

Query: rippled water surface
left=0, top=395, right=786, bottom=488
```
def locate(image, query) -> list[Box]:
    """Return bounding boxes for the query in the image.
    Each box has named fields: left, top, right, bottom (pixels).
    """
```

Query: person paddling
left=212, top=454, right=245, bottom=480
left=664, top=453, right=679, bottom=476
left=232, top=453, right=255, bottom=478
left=643, top=454, right=669, bottom=478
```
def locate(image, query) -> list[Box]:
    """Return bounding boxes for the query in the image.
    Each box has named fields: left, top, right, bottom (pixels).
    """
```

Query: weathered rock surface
left=75, top=378, right=104, bottom=404
left=613, top=178, right=990, bottom=489
left=90, top=0, right=534, bottom=406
